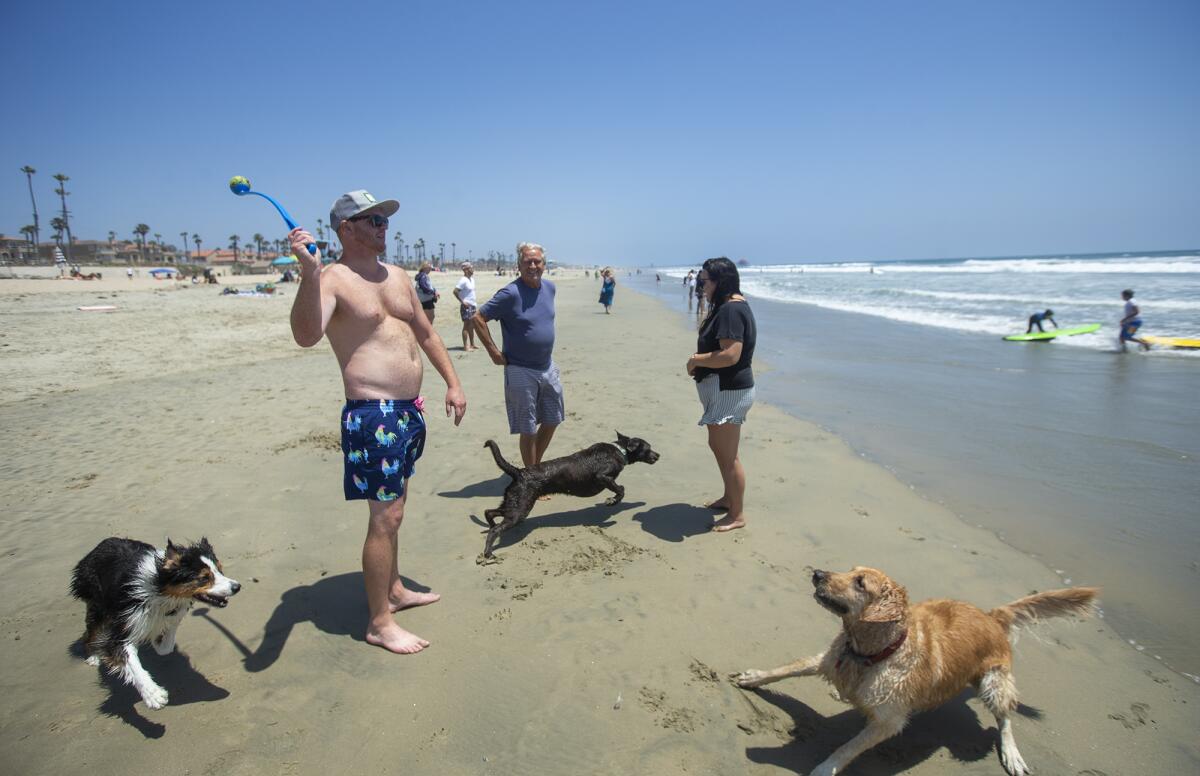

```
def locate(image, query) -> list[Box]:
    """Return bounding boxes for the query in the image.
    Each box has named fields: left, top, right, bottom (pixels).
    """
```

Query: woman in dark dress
left=685, top=257, right=756, bottom=532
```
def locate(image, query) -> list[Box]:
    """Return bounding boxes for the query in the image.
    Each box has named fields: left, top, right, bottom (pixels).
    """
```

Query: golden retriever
left=732, top=567, right=1097, bottom=776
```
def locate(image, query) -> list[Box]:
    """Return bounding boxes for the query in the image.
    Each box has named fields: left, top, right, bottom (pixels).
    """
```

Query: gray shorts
left=696, top=374, right=754, bottom=425
left=504, top=362, right=565, bottom=434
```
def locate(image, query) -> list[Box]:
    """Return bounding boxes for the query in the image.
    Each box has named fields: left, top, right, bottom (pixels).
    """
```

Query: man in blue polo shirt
left=472, top=242, right=564, bottom=467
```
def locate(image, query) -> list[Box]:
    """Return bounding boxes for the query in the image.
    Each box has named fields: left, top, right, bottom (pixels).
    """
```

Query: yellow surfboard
left=1142, top=335, right=1200, bottom=349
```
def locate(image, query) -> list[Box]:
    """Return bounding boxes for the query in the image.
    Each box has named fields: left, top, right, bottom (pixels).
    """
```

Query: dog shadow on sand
left=741, top=686, right=1041, bottom=775
left=67, top=641, right=229, bottom=739
left=190, top=572, right=431, bottom=674
left=468, top=499, right=647, bottom=556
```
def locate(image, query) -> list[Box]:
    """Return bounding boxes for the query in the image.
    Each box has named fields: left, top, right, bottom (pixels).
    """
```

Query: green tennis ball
left=228, top=176, right=251, bottom=194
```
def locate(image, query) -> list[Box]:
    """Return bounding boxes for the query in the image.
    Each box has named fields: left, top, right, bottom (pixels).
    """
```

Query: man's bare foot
left=366, top=622, right=429, bottom=654
left=705, top=499, right=730, bottom=511
left=712, top=515, right=745, bottom=532
left=389, top=588, right=441, bottom=613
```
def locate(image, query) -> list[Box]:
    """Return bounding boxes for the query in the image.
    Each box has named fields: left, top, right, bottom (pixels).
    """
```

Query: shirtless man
left=288, top=189, right=467, bottom=654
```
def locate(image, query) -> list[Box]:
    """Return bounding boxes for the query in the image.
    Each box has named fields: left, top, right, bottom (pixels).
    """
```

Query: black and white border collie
left=71, top=537, right=240, bottom=709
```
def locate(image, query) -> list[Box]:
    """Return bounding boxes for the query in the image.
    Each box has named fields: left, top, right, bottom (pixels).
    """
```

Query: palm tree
left=133, top=224, right=150, bottom=264
left=451, top=242, right=456, bottom=263
left=21, top=166, right=40, bottom=248
left=53, top=173, right=73, bottom=263
left=438, top=242, right=445, bottom=269
left=252, top=233, right=264, bottom=261
left=228, top=235, right=240, bottom=264
left=19, top=225, right=36, bottom=261
left=180, top=232, right=189, bottom=263
left=193, top=234, right=202, bottom=260
left=393, top=231, right=402, bottom=262
left=50, top=217, right=66, bottom=246
left=107, top=230, right=116, bottom=246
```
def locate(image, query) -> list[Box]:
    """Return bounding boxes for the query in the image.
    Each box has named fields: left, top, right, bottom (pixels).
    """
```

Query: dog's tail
left=989, top=587, right=1099, bottom=634
left=484, top=439, right=521, bottom=479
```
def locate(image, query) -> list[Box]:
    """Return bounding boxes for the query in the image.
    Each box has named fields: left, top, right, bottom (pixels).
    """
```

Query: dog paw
left=730, top=669, right=768, bottom=688
left=142, top=685, right=169, bottom=710
left=85, top=655, right=100, bottom=667
left=1000, top=743, right=1030, bottom=775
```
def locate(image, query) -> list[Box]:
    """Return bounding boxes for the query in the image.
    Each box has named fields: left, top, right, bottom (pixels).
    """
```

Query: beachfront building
left=36, top=239, right=118, bottom=264
left=0, top=235, right=39, bottom=264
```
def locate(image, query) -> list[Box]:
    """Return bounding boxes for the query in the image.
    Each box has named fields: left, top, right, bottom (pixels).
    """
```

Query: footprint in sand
left=638, top=687, right=697, bottom=733
left=1108, top=702, right=1151, bottom=729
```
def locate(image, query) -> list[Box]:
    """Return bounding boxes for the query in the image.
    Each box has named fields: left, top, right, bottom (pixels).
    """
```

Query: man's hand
left=488, top=350, right=508, bottom=366
left=445, top=385, right=467, bottom=426
left=288, top=228, right=321, bottom=274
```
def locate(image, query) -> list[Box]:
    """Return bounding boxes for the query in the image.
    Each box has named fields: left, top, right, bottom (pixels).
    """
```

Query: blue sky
left=2, top=0, right=1197, bottom=265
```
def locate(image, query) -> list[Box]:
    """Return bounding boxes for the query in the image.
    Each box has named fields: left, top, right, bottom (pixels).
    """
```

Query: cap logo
left=363, top=193, right=377, bottom=203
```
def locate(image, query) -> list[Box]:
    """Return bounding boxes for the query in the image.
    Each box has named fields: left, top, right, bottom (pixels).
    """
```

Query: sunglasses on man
left=348, top=213, right=389, bottom=228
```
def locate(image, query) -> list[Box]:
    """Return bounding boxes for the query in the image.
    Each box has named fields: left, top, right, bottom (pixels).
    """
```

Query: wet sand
left=0, top=271, right=1196, bottom=774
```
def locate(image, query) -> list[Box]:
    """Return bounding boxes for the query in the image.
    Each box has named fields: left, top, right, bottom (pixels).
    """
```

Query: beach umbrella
left=271, top=256, right=299, bottom=266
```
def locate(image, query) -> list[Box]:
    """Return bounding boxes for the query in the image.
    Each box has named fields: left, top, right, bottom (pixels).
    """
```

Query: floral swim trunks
left=340, top=398, right=426, bottom=501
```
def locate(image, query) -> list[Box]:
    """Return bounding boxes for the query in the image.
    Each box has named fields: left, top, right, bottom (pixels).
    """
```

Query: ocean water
left=723, top=250, right=1200, bottom=351
left=630, top=249, right=1200, bottom=678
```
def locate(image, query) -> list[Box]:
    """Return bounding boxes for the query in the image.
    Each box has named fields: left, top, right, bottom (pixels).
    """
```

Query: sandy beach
left=1, top=271, right=1196, bottom=775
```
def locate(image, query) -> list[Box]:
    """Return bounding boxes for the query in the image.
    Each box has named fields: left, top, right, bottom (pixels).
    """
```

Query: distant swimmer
left=1025, top=309, right=1058, bottom=334
left=1118, top=289, right=1151, bottom=352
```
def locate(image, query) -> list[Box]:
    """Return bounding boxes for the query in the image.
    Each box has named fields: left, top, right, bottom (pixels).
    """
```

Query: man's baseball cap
left=329, top=190, right=400, bottom=231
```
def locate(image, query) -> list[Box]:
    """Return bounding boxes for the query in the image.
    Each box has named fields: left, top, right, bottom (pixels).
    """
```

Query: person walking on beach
left=472, top=242, right=564, bottom=468
left=414, top=262, right=438, bottom=323
left=288, top=189, right=467, bottom=655
left=1118, top=289, right=1151, bottom=352
left=453, top=262, right=478, bottom=351
left=686, top=257, right=756, bottom=532
left=1025, top=308, right=1057, bottom=334
left=685, top=269, right=696, bottom=311
left=695, top=269, right=708, bottom=321
left=599, top=267, right=617, bottom=314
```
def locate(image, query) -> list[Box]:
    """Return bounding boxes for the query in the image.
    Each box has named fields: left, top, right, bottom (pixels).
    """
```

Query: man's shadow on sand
left=740, top=686, right=1040, bottom=774
left=191, top=572, right=432, bottom=674
left=67, top=640, right=230, bottom=739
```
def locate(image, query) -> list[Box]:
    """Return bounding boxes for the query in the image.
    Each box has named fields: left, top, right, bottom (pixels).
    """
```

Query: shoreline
left=0, top=271, right=1196, bottom=774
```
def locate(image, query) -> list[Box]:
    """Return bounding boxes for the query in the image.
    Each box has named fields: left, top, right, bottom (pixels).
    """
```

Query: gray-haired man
left=472, top=243, right=563, bottom=467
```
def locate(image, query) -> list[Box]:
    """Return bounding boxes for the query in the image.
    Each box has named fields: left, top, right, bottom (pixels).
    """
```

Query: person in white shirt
left=685, top=269, right=696, bottom=311
left=454, top=262, right=478, bottom=351
left=1118, top=288, right=1151, bottom=352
